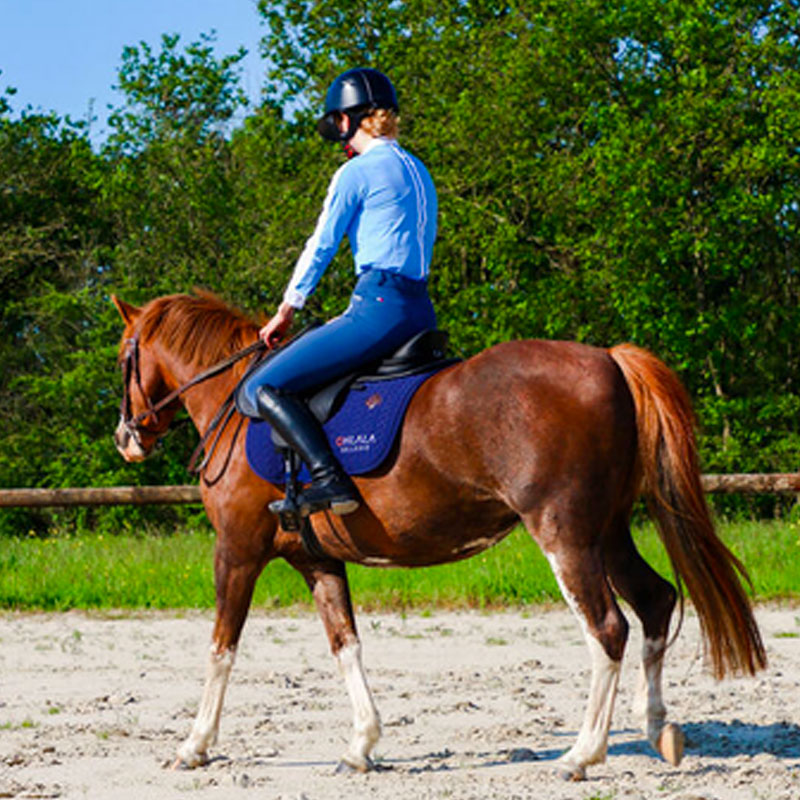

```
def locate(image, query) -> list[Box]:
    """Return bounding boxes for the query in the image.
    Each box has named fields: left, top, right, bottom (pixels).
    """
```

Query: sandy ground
left=0, top=604, right=797, bottom=800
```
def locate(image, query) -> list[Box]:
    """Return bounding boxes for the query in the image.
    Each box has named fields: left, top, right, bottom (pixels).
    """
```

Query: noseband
left=119, top=334, right=167, bottom=451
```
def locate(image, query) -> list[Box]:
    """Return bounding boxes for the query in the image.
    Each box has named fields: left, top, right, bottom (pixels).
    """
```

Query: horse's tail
left=609, top=343, right=766, bottom=679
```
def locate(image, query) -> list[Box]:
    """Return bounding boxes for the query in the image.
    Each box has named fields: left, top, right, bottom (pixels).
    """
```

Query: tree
left=0, top=102, right=118, bottom=532
left=2, top=2, right=799, bottom=533
left=100, top=33, right=251, bottom=298
left=256, top=0, right=800, bottom=488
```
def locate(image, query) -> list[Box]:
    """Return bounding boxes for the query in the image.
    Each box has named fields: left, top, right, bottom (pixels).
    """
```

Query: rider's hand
left=259, top=302, right=296, bottom=349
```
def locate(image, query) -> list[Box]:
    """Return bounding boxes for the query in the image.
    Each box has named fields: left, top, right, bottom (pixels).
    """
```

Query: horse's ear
left=111, top=295, right=141, bottom=325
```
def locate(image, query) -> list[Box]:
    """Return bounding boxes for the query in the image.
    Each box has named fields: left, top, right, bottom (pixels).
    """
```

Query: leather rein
left=119, top=334, right=267, bottom=484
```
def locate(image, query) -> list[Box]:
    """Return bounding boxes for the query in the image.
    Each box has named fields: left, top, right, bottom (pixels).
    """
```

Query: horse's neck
left=170, top=354, right=241, bottom=438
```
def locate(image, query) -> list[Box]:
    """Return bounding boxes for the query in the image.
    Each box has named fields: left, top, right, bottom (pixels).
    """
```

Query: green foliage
left=1, top=4, right=799, bottom=533
left=102, top=33, right=250, bottom=298
left=255, top=0, right=800, bottom=502
left=107, top=32, right=249, bottom=150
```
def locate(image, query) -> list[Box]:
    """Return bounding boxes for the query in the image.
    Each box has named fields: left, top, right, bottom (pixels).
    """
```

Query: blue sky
left=0, top=0, right=267, bottom=143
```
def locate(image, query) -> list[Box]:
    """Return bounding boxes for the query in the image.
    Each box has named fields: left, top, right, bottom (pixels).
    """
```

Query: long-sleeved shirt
left=283, top=137, right=437, bottom=309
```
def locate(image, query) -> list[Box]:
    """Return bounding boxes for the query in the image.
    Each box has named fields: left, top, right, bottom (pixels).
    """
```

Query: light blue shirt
left=284, top=138, right=437, bottom=308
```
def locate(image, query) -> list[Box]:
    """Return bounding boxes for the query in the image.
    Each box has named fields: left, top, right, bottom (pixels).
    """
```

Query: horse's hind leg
left=529, top=515, right=629, bottom=781
left=604, top=520, right=683, bottom=765
left=296, top=558, right=381, bottom=772
left=175, top=544, right=267, bottom=768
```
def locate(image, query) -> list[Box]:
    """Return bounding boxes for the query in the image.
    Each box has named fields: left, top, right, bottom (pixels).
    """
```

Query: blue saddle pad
left=245, top=370, right=439, bottom=484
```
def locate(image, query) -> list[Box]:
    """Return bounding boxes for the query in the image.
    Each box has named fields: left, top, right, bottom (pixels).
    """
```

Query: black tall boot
left=255, top=385, right=360, bottom=517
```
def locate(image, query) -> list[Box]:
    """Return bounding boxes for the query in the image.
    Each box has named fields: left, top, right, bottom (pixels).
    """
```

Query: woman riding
left=239, top=67, right=438, bottom=518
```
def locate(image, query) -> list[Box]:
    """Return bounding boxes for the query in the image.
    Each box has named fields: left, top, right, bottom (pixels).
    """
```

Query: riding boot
left=255, top=385, right=360, bottom=517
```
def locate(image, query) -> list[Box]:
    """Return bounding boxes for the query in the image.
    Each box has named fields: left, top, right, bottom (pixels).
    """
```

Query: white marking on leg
left=336, top=641, right=381, bottom=771
left=634, top=635, right=684, bottom=765
left=176, top=645, right=236, bottom=768
left=546, top=553, right=622, bottom=778
left=634, top=636, right=667, bottom=741
left=562, top=635, right=621, bottom=772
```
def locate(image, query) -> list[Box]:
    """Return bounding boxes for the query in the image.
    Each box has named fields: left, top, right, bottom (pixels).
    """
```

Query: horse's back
left=420, top=338, right=634, bottom=429
left=401, top=339, right=638, bottom=515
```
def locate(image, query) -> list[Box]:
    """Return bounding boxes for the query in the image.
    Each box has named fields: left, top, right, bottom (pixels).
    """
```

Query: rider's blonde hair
left=360, top=108, right=399, bottom=139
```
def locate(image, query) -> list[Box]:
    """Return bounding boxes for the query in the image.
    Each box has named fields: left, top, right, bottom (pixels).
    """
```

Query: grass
left=0, top=520, right=797, bottom=611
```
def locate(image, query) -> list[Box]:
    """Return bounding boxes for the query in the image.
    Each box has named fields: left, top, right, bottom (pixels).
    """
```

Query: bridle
left=118, top=333, right=266, bottom=481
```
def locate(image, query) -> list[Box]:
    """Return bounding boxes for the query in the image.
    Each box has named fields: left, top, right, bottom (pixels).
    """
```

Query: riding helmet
left=317, top=68, right=399, bottom=142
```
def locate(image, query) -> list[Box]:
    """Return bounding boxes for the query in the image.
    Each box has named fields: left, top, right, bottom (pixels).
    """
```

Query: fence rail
left=0, top=473, right=798, bottom=508
left=701, top=473, right=800, bottom=494
left=0, top=486, right=202, bottom=508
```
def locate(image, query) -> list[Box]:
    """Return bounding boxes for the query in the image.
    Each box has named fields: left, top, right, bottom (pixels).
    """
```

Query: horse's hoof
left=657, top=723, right=684, bottom=766
left=556, top=761, right=586, bottom=781
left=171, top=751, right=208, bottom=770
left=335, top=756, right=374, bottom=774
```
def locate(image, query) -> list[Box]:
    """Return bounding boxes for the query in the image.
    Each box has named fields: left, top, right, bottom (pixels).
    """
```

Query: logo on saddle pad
left=365, top=393, right=383, bottom=410
left=335, top=432, right=378, bottom=454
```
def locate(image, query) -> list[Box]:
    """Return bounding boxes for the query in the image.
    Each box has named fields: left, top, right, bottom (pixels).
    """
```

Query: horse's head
left=112, top=295, right=181, bottom=462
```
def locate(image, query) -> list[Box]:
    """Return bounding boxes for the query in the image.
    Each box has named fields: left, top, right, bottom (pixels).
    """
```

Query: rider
left=239, top=67, right=438, bottom=518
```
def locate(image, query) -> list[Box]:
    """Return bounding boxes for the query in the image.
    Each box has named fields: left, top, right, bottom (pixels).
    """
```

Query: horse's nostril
left=114, top=426, right=128, bottom=449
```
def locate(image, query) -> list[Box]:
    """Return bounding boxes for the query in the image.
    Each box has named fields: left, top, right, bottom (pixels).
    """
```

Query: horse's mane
left=137, top=290, right=261, bottom=369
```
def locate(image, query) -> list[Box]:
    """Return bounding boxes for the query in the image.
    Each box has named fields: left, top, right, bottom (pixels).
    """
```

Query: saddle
left=235, top=328, right=454, bottom=437
left=272, top=328, right=453, bottom=449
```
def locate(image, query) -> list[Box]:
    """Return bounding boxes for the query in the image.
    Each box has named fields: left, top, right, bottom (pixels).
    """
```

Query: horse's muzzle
left=114, top=418, right=148, bottom=462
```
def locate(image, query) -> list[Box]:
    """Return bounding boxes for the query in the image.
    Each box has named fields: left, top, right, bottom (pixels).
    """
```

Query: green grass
left=635, top=518, right=800, bottom=600
left=0, top=520, right=797, bottom=611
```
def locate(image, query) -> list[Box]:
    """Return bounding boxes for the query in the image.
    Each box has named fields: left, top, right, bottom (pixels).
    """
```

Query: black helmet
left=317, top=68, right=399, bottom=142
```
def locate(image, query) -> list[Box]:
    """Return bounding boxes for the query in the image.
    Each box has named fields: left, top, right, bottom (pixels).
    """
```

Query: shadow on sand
left=681, top=719, right=800, bottom=759
left=264, top=722, right=800, bottom=776
left=604, top=720, right=800, bottom=761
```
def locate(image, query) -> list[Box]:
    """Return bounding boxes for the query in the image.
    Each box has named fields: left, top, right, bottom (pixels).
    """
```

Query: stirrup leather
left=268, top=449, right=306, bottom=530
left=269, top=449, right=329, bottom=559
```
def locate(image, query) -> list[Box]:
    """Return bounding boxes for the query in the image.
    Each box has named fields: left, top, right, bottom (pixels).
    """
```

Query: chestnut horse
left=112, top=291, right=765, bottom=781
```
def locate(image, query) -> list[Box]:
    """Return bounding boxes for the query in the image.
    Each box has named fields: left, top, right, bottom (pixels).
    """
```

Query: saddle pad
left=245, top=369, right=439, bottom=484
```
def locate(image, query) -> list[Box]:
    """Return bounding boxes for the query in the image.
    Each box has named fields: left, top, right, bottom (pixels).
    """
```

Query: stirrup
left=268, top=495, right=328, bottom=559
left=297, top=491, right=360, bottom=517
left=269, top=492, right=360, bottom=522
left=296, top=469, right=360, bottom=517
left=271, top=490, right=359, bottom=520
left=269, top=495, right=306, bottom=531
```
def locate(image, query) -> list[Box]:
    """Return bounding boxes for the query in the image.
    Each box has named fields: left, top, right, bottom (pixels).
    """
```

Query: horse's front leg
left=175, top=544, right=267, bottom=768
left=300, top=558, right=381, bottom=772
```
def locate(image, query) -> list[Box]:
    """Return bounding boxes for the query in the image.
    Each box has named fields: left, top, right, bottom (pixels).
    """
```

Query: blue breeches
left=240, top=270, right=436, bottom=404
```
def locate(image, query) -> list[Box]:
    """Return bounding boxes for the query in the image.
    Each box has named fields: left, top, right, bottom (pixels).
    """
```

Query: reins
left=186, top=342, right=270, bottom=484
left=120, top=336, right=267, bottom=483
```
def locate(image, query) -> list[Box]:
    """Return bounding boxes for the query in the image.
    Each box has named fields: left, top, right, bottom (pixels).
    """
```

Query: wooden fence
left=0, top=485, right=202, bottom=507
left=0, top=473, right=798, bottom=508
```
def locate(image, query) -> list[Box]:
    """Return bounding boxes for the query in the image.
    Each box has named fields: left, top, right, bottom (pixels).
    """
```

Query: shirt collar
left=361, top=136, right=393, bottom=155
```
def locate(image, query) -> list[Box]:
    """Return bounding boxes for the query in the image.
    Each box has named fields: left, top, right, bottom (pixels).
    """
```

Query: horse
left=111, top=290, right=766, bottom=781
